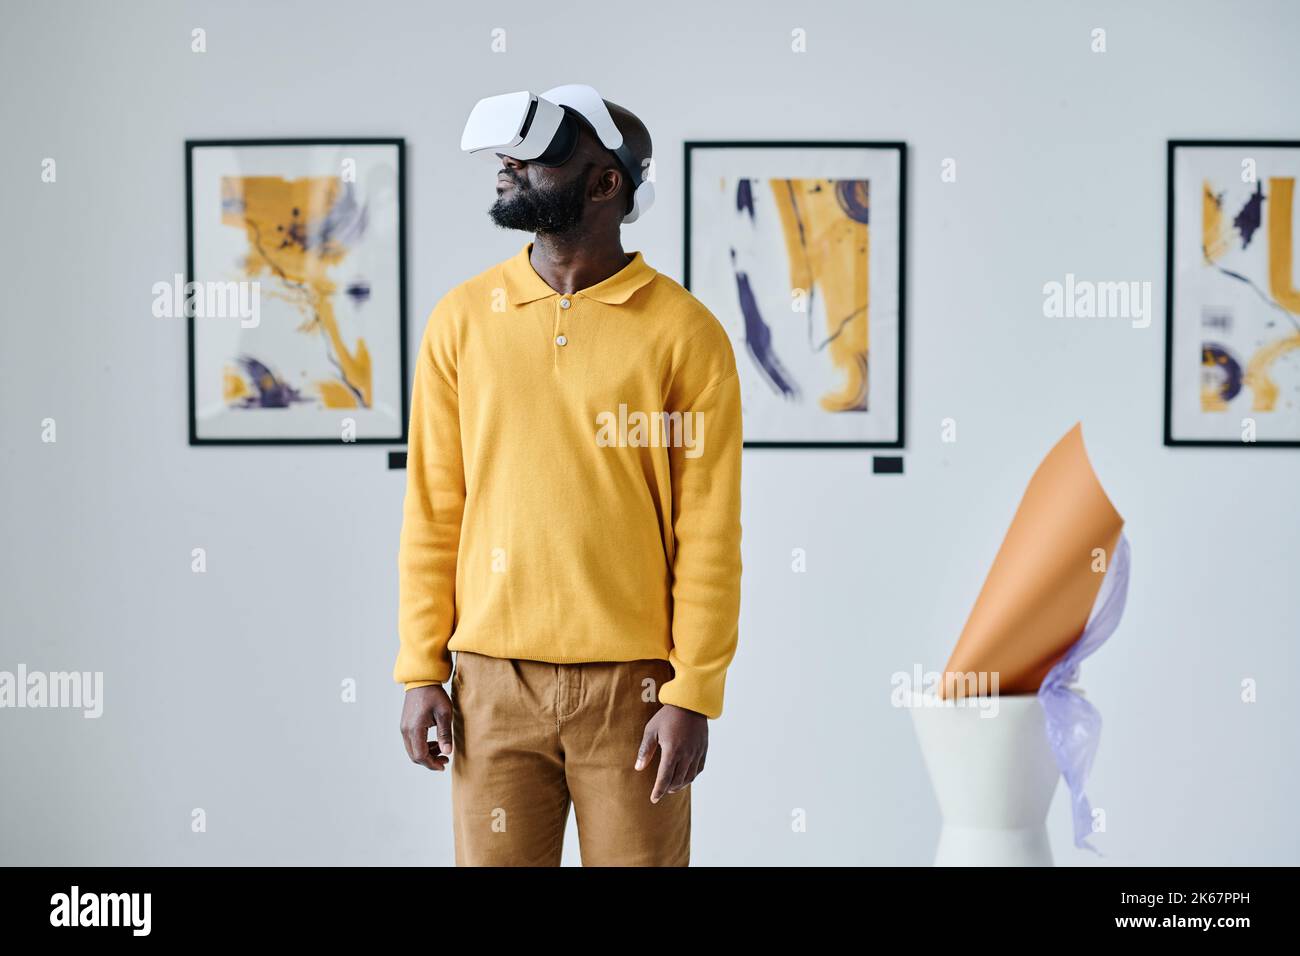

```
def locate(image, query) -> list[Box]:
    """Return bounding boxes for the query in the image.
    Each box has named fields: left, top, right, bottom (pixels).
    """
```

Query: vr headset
left=460, top=83, right=654, bottom=225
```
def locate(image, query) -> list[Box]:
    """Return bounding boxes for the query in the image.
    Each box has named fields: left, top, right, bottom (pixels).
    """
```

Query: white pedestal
left=909, top=693, right=1060, bottom=867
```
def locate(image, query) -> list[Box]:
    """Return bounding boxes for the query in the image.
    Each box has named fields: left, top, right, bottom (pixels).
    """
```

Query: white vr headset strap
left=541, top=84, right=652, bottom=224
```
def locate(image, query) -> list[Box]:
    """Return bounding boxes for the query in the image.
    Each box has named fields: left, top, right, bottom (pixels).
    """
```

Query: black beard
left=488, top=162, right=594, bottom=235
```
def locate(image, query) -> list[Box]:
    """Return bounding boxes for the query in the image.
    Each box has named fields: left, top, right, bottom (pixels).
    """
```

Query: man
left=395, top=85, right=742, bottom=866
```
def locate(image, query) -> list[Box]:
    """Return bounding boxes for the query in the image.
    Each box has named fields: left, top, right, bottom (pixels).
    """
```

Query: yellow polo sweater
left=394, top=241, right=743, bottom=718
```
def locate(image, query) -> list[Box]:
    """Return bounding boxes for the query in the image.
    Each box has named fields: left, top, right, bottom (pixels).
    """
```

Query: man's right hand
left=400, top=684, right=454, bottom=771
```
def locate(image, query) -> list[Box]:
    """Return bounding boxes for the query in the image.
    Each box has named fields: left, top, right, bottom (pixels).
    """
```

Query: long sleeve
left=394, top=307, right=465, bottom=689
left=658, top=369, right=744, bottom=719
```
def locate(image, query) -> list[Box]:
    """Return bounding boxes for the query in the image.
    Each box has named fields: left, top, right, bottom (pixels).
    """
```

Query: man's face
left=488, top=155, right=596, bottom=234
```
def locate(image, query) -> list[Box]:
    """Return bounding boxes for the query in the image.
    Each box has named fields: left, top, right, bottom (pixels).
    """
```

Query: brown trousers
left=449, top=650, right=690, bottom=866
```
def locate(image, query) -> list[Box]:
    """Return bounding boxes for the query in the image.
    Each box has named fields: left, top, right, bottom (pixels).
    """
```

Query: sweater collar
left=503, top=241, right=657, bottom=306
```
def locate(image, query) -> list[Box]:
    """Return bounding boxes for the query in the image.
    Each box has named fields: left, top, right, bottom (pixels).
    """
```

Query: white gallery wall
left=1, top=0, right=1297, bottom=865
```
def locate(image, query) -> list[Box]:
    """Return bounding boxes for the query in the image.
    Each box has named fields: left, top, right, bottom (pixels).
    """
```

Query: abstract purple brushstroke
left=732, top=248, right=799, bottom=399
left=235, top=355, right=306, bottom=408
left=346, top=279, right=371, bottom=305
left=1232, top=182, right=1263, bottom=249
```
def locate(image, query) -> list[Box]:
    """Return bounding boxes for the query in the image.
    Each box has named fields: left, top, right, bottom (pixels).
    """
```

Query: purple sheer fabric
left=1037, top=532, right=1131, bottom=853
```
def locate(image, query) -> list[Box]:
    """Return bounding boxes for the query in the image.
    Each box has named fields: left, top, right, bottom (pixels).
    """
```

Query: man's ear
left=597, top=165, right=627, bottom=211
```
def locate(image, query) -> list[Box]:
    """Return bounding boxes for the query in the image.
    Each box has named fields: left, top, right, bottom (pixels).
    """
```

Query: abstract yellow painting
left=187, top=140, right=407, bottom=444
left=686, top=142, right=904, bottom=447
left=1167, top=141, right=1300, bottom=446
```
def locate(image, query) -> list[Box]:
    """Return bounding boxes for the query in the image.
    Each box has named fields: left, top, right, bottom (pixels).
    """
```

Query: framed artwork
left=185, top=138, right=408, bottom=444
left=1166, top=139, right=1300, bottom=447
left=685, top=140, right=906, bottom=448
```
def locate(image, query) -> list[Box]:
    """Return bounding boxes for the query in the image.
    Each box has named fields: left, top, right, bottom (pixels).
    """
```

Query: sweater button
left=555, top=335, right=568, bottom=346
left=559, top=298, right=571, bottom=309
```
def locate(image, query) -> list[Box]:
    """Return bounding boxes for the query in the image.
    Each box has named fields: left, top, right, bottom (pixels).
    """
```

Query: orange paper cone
left=940, top=423, right=1124, bottom=698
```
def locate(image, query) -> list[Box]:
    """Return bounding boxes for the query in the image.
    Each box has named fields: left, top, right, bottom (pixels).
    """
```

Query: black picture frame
left=185, top=138, right=409, bottom=446
left=684, top=140, right=907, bottom=450
left=1164, top=138, right=1300, bottom=448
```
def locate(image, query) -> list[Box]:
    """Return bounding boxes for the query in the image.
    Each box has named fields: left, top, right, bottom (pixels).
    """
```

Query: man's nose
left=497, top=153, right=526, bottom=171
